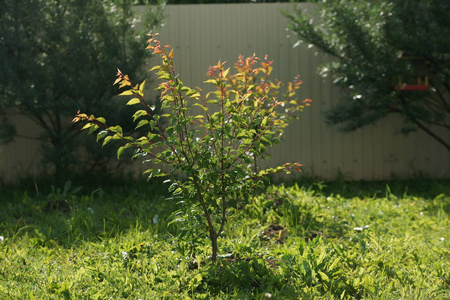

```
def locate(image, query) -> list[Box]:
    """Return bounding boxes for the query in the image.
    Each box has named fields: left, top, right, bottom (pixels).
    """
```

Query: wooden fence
left=1, top=3, right=449, bottom=182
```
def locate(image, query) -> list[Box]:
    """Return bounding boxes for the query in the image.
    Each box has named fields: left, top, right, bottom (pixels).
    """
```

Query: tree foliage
left=0, top=0, right=165, bottom=176
left=285, top=0, right=450, bottom=151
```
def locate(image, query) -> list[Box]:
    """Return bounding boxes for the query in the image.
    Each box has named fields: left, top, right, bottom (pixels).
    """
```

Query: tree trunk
left=210, top=233, right=218, bottom=262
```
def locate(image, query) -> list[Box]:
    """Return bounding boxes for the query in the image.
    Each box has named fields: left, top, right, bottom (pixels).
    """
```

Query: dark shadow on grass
left=0, top=176, right=174, bottom=248
left=277, top=174, right=450, bottom=200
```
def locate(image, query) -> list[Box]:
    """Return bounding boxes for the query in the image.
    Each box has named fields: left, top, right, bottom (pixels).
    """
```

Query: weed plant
left=0, top=179, right=449, bottom=299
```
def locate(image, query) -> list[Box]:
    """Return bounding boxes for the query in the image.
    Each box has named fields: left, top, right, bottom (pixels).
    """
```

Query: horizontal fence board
left=0, top=3, right=448, bottom=183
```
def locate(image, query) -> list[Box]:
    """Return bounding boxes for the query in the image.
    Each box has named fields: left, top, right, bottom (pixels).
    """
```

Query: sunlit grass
left=0, top=178, right=449, bottom=299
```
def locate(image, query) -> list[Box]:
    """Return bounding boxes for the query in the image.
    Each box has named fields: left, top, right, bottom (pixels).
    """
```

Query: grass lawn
left=0, top=177, right=449, bottom=299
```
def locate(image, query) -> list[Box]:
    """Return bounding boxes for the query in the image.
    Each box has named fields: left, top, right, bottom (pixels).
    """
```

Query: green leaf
left=317, top=249, right=326, bottom=264
left=261, top=116, right=268, bottom=127
left=88, top=125, right=99, bottom=135
left=126, top=98, right=141, bottom=106
left=221, top=67, right=230, bottom=79
left=207, top=99, right=219, bottom=105
left=186, top=89, right=198, bottom=96
left=110, top=125, right=123, bottom=135
left=173, top=187, right=182, bottom=195
left=204, top=79, right=218, bottom=84
left=143, top=168, right=165, bottom=179
left=81, top=123, right=93, bottom=131
left=193, top=103, right=208, bottom=111
left=257, top=170, right=268, bottom=177
left=95, top=117, right=106, bottom=124
left=189, top=92, right=200, bottom=99
left=96, top=130, right=108, bottom=142
left=148, top=133, right=161, bottom=141
left=149, top=65, right=160, bottom=72
left=135, top=119, right=149, bottom=129
left=119, top=89, right=134, bottom=96
left=102, top=136, right=113, bottom=147
left=133, top=110, right=148, bottom=121
left=136, top=136, right=149, bottom=146
left=328, top=257, right=341, bottom=272
left=318, top=271, right=330, bottom=282
left=112, top=134, right=122, bottom=140
left=139, top=80, right=146, bottom=93
left=117, top=145, right=130, bottom=159
left=158, top=73, right=172, bottom=80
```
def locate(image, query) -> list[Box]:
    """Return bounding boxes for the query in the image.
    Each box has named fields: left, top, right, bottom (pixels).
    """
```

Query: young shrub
left=73, top=33, right=311, bottom=261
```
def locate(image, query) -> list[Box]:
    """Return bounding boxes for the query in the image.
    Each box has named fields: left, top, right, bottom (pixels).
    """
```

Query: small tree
left=285, top=0, right=450, bottom=151
left=73, top=34, right=311, bottom=261
left=0, top=0, right=165, bottom=177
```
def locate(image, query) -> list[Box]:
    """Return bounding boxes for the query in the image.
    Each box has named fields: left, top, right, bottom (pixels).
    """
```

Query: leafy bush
left=73, top=33, right=311, bottom=260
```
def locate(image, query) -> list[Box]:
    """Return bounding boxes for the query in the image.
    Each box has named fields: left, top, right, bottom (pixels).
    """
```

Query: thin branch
left=413, top=118, right=450, bottom=152
left=399, top=95, right=450, bottom=152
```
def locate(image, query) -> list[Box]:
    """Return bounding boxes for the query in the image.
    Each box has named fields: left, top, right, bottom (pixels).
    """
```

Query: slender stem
left=191, top=174, right=218, bottom=260
left=218, top=76, right=227, bottom=239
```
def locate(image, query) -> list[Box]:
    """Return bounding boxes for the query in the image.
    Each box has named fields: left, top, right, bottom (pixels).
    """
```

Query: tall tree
left=0, top=0, right=165, bottom=177
left=285, top=0, right=450, bottom=151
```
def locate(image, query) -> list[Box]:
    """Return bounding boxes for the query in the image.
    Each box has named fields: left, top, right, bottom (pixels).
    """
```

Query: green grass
left=0, top=178, right=449, bottom=299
